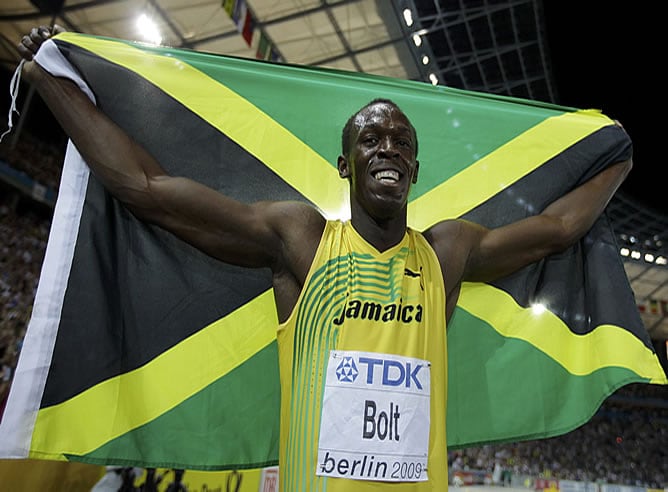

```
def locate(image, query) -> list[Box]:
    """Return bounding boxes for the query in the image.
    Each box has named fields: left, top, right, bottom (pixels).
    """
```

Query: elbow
left=536, top=215, right=581, bottom=256
left=116, top=176, right=163, bottom=224
left=552, top=216, right=591, bottom=253
left=553, top=230, right=579, bottom=254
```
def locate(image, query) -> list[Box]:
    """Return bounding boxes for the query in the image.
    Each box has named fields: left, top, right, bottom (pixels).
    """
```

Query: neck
left=349, top=201, right=407, bottom=252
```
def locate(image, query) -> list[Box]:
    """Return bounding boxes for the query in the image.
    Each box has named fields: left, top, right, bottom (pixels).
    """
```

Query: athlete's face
left=338, top=102, right=419, bottom=220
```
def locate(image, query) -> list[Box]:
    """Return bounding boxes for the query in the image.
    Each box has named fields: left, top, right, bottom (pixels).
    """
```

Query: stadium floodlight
left=137, top=13, right=162, bottom=45
left=403, top=8, right=414, bottom=26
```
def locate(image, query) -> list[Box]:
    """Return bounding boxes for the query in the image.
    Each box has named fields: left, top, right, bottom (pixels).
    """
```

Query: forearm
left=543, top=158, right=632, bottom=245
left=24, top=61, right=165, bottom=211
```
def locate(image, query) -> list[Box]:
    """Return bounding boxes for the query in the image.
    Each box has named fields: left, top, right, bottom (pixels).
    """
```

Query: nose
left=378, top=136, right=399, bottom=157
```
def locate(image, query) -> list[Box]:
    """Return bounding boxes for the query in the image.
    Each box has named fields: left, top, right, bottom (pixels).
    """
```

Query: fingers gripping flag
left=1, top=32, right=665, bottom=470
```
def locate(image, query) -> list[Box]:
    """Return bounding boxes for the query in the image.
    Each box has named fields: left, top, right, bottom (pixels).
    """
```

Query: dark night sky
left=542, top=2, right=664, bottom=215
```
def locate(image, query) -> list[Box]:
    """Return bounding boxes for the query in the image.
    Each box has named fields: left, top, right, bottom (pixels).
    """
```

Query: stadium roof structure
left=0, top=0, right=666, bottom=343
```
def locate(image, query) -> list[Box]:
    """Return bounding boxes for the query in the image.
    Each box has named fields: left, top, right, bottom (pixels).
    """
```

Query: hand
left=17, top=24, right=66, bottom=62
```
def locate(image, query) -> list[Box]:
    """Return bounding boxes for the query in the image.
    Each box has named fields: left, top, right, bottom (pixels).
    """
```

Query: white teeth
left=374, top=170, right=400, bottom=182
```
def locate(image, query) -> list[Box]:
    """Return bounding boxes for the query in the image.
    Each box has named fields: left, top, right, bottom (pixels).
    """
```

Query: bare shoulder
left=261, top=200, right=325, bottom=237
left=261, top=199, right=326, bottom=267
left=422, top=218, right=489, bottom=292
left=422, top=218, right=486, bottom=258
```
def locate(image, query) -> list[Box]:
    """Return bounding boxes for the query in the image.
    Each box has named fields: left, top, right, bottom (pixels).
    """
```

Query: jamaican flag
left=1, top=32, right=665, bottom=470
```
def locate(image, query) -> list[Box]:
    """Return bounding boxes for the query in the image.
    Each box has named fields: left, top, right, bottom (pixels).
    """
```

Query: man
left=18, top=26, right=632, bottom=491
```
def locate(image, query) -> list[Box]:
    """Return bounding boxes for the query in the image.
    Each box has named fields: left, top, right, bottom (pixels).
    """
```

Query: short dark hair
left=341, top=98, right=418, bottom=158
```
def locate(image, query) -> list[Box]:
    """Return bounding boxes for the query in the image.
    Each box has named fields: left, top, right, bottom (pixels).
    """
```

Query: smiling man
left=18, top=26, right=633, bottom=492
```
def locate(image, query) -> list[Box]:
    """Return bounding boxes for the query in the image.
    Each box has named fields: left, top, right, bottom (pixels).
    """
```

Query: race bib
left=316, top=350, right=430, bottom=482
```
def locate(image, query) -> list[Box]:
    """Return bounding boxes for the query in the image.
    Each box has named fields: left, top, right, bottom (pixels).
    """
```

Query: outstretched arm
left=17, top=27, right=323, bottom=271
left=425, top=156, right=632, bottom=312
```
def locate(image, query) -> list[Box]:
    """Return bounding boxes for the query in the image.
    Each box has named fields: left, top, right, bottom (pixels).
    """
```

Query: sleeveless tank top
left=277, top=220, right=448, bottom=491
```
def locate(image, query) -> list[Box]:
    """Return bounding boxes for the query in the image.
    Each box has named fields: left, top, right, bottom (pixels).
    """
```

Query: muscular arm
left=425, top=158, right=632, bottom=316
left=18, top=30, right=327, bottom=280
left=24, top=61, right=293, bottom=266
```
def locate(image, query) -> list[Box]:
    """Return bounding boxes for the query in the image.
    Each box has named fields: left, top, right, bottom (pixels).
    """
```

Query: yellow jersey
left=277, top=220, right=448, bottom=491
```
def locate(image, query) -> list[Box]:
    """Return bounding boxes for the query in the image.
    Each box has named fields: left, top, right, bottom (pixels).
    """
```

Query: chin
left=370, top=198, right=407, bottom=220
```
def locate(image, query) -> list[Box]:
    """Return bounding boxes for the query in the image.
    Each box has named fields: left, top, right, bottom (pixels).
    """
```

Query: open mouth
left=373, top=169, right=400, bottom=183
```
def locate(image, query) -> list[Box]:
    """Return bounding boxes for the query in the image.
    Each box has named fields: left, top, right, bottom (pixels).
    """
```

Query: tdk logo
left=336, top=356, right=424, bottom=390
left=335, top=356, right=359, bottom=382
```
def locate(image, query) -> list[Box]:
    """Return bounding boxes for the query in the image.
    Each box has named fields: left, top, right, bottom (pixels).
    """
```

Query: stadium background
left=0, top=1, right=666, bottom=490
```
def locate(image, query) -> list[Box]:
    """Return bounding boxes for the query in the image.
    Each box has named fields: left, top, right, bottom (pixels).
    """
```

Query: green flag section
left=0, top=32, right=665, bottom=471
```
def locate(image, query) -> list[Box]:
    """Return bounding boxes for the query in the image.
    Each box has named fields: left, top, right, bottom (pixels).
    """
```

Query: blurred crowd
left=0, top=129, right=60, bottom=416
left=451, top=384, right=667, bottom=488
left=1, top=131, right=64, bottom=192
left=0, top=132, right=666, bottom=489
left=0, top=186, right=51, bottom=417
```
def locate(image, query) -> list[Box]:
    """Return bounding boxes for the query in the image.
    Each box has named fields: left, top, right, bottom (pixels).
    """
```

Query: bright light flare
left=531, top=303, right=547, bottom=315
left=137, top=13, right=162, bottom=45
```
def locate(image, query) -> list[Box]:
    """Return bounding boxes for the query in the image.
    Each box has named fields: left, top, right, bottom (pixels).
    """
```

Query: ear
left=412, top=160, right=420, bottom=184
left=337, top=155, right=350, bottom=179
